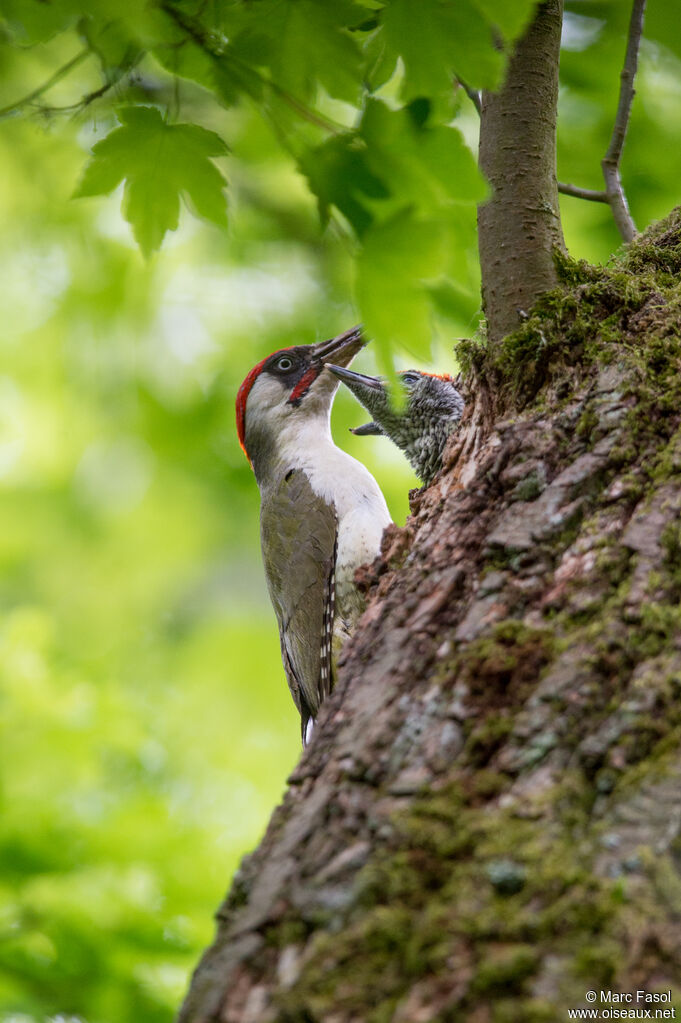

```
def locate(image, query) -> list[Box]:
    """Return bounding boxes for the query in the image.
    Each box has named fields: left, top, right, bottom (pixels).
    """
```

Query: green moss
left=357, top=848, right=442, bottom=906
left=661, top=520, right=681, bottom=597
left=464, top=713, right=514, bottom=766
left=483, top=546, right=521, bottom=571
left=636, top=602, right=681, bottom=657
left=457, top=333, right=489, bottom=378
left=625, top=208, right=681, bottom=279
left=470, top=944, right=540, bottom=995
left=457, top=210, right=681, bottom=415
left=273, top=907, right=413, bottom=1017
left=491, top=999, right=559, bottom=1023
left=652, top=428, right=681, bottom=483
left=467, top=769, right=509, bottom=802
left=456, top=621, right=554, bottom=703
left=265, top=917, right=310, bottom=948
left=574, top=942, right=619, bottom=984
left=272, top=773, right=638, bottom=1021
left=576, top=407, right=598, bottom=441
left=553, top=248, right=594, bottom=286
left=593, top=542, right=635, bottom=586
left=394, top=791, right=476, bottom=862
left=511, top=470, right=544, bottom=501
left=275, top=1009, right=318, bottom=1023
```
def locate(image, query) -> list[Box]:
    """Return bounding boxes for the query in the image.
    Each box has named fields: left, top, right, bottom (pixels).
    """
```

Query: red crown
left=235, top=349, right=288, bottom=463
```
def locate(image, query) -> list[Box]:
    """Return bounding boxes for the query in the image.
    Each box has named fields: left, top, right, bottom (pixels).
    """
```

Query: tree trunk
left=478, top=0, right=566, bottom=347
left=179, top=210, right=681, bottom=1022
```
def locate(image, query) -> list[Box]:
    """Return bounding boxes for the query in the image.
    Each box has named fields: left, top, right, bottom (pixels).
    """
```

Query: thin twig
left=264, top=78, right=341, bottom=133
left=456, top=77, right=481, bottom=114
left=35, top=55, right=144, bottom=117
left=558, top=182, right=608, bottom=203
left=462, top=1, right=645, bottom=239
left=601, top=0, right=646, bottom=242
left=161, top=1, right=342, bottom=134
left=460, top=76, right=610, bottom=208
left=0, top=49, right=90, bottom=122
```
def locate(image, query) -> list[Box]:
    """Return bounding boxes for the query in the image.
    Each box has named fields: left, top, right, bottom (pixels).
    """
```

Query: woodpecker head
left=236, top=326, right=364, bottom=480
left=328, top=365, right=465, bottom=484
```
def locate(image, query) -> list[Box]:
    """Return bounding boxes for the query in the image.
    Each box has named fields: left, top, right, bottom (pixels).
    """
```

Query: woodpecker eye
left=401, top=372, right=419, bottom=386
left=276, top=355, right=295, bottom=372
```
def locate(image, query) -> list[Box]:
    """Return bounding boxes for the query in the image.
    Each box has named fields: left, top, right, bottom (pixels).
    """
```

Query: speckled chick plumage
left=329, top=367, right=465, bottom=485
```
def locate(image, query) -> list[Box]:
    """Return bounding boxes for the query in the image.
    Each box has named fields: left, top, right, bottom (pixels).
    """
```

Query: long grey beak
left=328, top=363, right=388, bottom=429
left=327, top=364, right=385, bottom=394
left=312, top=326, right=365, bottom=369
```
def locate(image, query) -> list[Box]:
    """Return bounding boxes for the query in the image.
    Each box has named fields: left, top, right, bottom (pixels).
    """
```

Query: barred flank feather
left=318, top=534, right=337, bottom=707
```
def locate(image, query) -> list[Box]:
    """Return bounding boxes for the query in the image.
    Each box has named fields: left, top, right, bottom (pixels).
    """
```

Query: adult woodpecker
left=328, top=366, right=465, bottom=485
left=236, top=327, right=392, bottom=744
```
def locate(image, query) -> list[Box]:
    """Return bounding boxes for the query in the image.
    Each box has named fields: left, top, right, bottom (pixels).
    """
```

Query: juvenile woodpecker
left=236, top=327, right=392, bottom=744
left=329, top=366, right=465, bottom=485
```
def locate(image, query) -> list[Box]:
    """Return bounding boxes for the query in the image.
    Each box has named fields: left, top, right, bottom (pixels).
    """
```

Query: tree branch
left=558, top=182, right=608, bottom=203
left=462, top=0, right=645, bottom=240
left=35, top=56, right=144, bottom=117
left=601, top=0, right=646, bottom=242
left=0, top=49, right=90, bottom=122
left=460, top=82, right=609, bottom=208
left=457, top=77, right=482, bottom=114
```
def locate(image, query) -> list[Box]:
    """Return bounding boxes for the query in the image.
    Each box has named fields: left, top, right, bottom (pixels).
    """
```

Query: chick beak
left=327, top=364, right=385, bottom=398
left=350, top=421, right=384, bottom=436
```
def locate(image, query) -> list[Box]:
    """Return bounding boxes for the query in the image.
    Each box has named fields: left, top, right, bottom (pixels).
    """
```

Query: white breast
left=279, top=424, right=392, bottom=625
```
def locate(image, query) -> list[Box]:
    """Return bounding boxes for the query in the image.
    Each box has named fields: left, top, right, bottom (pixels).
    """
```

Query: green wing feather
left=260, top=468, right=338, bottom=737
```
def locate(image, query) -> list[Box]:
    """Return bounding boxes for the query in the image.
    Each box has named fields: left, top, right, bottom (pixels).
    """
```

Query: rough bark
left=180, top=209, right=681, bottom=1023
left=478, top=0, right=566, bottom=347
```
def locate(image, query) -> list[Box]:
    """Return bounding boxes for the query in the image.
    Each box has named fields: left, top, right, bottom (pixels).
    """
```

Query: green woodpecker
left=236, top=327, right=392, bottom=744
left=328, top=365, right=465, bottom=485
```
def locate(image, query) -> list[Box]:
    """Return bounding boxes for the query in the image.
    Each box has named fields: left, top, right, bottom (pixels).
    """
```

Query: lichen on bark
left=180, top=208, right=681, bottom=1023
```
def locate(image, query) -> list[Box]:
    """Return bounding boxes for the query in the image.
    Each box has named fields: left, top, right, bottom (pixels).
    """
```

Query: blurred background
left=1, top=9, right=680, bottom=1023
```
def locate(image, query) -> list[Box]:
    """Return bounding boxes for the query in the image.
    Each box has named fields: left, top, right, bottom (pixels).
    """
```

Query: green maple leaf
left=74, top=106, right=229, bottom=257
left=380, top=0, right=519, bottom=98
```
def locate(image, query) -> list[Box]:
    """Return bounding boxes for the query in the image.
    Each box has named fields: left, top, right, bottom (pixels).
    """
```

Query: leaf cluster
left=3, top=1, right=681, bottom=366
left=1, top=0, right=541, bottom=364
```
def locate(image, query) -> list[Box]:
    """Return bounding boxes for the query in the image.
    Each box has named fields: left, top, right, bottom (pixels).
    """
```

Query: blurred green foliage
left=0, top=2, right=680, bottom=1021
